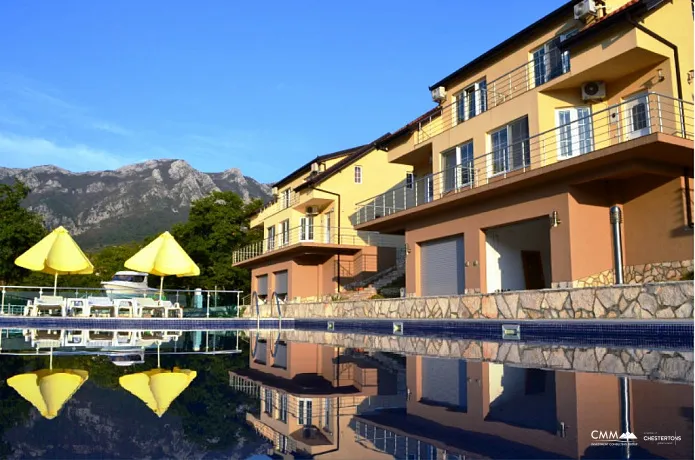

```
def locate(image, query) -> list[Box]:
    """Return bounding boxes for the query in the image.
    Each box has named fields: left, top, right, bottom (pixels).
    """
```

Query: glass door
left=556, top=107, right=593, bottom=158
left=300, top=216, right=314, bottom=242
left=624, top=93, right=651, bottom=140
left=324, top=212, right=332, bottom=243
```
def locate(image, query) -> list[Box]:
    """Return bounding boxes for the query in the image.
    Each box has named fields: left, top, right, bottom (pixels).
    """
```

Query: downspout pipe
left=610, top=205, right=632, bottom=459
left=626, top=14, right=693, bottom=227
left=311, top=187, right=342, bottom=292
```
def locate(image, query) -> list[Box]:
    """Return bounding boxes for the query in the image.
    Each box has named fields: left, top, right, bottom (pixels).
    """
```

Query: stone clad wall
left=271, top=330, right=693, bottom=384
left=245, top=281, right=694, bottom=320
left=570, top=259, right=693, bottom=288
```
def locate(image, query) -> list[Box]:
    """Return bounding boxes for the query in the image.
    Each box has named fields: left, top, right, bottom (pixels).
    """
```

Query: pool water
left=0, top=329, right=691, bottom=459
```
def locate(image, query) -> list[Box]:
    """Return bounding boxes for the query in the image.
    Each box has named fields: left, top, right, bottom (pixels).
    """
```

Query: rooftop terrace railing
left=254, top=191, right=300, bottom=222
left=232, top=226, right=405, bottom=264
left=416, top=48, right=570, bottom=145
left=356, top=93, right=693, bottom=225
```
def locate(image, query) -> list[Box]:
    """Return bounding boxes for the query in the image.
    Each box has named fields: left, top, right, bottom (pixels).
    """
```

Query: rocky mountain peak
left=0, top=160, right=272, bottom=249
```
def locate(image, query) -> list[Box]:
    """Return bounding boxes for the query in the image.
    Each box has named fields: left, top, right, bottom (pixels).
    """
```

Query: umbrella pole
left=50, top=346, right=53, bottom=370
left=54, top=273, right=58, bottom=296
left=159, top=277, right=164, bottom=301
left=157, top=342, right=161, bottom=368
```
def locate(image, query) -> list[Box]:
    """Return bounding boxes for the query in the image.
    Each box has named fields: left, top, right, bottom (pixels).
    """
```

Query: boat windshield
left=111, top=275, right=146, bottom=283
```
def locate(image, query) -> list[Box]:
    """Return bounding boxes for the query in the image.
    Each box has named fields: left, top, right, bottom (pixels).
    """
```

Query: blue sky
left=0, top=0, right=566, bottom=183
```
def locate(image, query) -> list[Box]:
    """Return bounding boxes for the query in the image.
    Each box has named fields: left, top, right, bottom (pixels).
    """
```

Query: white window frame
left=354, top=165, right=362, bottom=184
left=532, top=30, right=576, bottom=87
left=267, top=226, right=276, bottom=251
left=622, top=92, right=651, bottom=141
left=324, top=211, right=332, bottom=243
left=456, top=79, right=487, bottom=124
left=442, top=141, right=474, bottom=192
left=281, top=189, right=291, bottom=209
left=298, top=398, right=313, bottom=426
left=489, top=116, right=530, bottom=175
left=555, top=106, right=594, bottom=159
left=279, top=219, right=290, bottom=246
left=300, top=216, right=314, bottom=242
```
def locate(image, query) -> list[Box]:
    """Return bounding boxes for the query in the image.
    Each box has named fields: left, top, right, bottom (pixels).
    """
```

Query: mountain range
left=0, top=159, right=272, bottom=249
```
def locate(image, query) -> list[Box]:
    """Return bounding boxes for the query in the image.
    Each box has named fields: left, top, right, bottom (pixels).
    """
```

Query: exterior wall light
left=550, top=210, right=561, bottom=227
left=657, top=68, right=665, bottom=82
left=405, top=243, right=411, bottom=254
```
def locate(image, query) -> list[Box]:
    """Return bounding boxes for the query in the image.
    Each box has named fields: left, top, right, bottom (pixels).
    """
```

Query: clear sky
left=0, top=0, right=566, bottom=183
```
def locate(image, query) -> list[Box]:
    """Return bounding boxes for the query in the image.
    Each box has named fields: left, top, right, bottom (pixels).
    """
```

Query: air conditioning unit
left=581, top=81, right=606, bottom=101
left=306, top=205, right=319, bottom=215
left=431, top=86, right=446, bottom=102
left=271, top=186, right=278, bottom=196
left=574, top=0, right=597, bottom=21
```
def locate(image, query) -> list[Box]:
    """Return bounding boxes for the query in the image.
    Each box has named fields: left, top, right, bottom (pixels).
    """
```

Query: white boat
left=101, top=271, right=156, bottom=296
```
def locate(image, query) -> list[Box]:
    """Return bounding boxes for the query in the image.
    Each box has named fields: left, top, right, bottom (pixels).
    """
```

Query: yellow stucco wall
left=254, top=147, right=411, bottom=243
left=385, top=0, right=692, bottom=193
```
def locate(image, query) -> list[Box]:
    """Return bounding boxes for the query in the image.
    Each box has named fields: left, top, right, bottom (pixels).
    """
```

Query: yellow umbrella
left=119, top=367, right=196, bottom=417
left=124, top=231, right=199, bottom=300
left=7, top=369, right=88, bottom=419
left=14, top=226, right=94, bottom=295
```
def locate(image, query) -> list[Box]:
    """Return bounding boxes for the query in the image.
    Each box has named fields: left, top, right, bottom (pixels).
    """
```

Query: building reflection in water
left=231, top=337, right=693, bottom=459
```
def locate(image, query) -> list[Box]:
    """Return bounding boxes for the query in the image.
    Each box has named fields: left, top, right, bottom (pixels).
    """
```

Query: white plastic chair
left=114, top=299, right=135, bottom=318
left=66, top=298, right=89, bottom=317
left=33, top=296, right=65, bottom=317
left=88, top=296, right=115, bottom=317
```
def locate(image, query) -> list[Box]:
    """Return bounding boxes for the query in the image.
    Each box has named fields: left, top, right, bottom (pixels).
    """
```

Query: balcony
left=355, top=93, right=693, bottom=229
left=232, top=226, right=404, bottom=266
left=414, top=51, right=570, bottom=146
left=251, top=192, right=300, bottom=227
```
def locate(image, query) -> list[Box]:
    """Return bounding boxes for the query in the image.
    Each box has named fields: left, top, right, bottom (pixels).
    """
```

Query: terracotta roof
left=581, top=0, right=641, bottom=31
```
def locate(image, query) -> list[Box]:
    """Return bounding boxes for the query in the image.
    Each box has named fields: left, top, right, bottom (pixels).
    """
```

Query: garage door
left=420, top=236, right=464, bottom=296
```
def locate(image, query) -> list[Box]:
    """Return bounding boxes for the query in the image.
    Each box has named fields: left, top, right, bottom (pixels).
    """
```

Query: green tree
left=0, top=180, right=47, bottom=284
left=169, top=192, right=263, bottom=293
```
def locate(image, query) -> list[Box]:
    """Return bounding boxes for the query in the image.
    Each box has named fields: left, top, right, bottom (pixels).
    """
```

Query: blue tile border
left=0, top=317, right=293, bottom=331
left=293, top=319, right=694, bottom=351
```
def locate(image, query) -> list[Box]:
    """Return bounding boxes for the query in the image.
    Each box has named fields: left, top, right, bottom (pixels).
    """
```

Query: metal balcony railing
left=232, top=226, right=405, bottom=264
left=416, top=49, right=571, bottom=144
left=254, top=191, right=300, bottom=222
left=356, top=93, right=693, bottom=225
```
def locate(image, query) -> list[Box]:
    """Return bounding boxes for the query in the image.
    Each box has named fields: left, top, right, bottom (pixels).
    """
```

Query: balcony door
left=298, top=399, right=313, bottom=426
left=300, top=216, right=314, bottom=242
left=624, top=92, right=651, bottom=140
left=556, top=107, right=593, bottom=159
left=324, top=212, right=332, bottom=243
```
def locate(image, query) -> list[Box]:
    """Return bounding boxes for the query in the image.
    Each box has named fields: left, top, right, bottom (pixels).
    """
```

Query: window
left=323, top=398, right=332, bottom=433
left=279, top=393, right=288, bottom=423
left=300, top=216, right=314, bottom=241
left=442, top=141, right=474, bottom=193
left=624, top=92, right=651, bottom=140
left=406, top=172, right=414, bottom=189
left=532, top=30, right=576, bottom=87
left=264, top=388, right=273, bottom=415
left=490, top=116, right=530, bottom=174
left=298, top=399, right=313, bottom=426
left=281, top=189, right=291, bottom=209
left=267, top=226, right=276, bottom=251
left=456, top=79, right=487, bottom=124
left=556, top=107, right=593, bottom=158
left=354, top=166, right=362, bottom=184
left=324, top=211, right=332, bottom=243
left=279, top=219, right=290, bottom=246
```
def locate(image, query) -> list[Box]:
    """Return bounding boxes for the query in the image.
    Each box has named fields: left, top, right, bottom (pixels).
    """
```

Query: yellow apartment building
left=229, top=339, right=400, bottom=458
left=232, top=138, right=410, bottom=303
left=353, top=0, right=694, bottom=297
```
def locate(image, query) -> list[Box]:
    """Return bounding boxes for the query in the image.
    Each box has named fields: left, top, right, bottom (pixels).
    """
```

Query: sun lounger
left=30, top=329, right=64, bottom=348
left=134, top=298, right=165, bottom=318
left=25, top=296, right=65, bottom=317
left=87, top=296, right=115, bottom=318
left=114, top=299, right=136, bottom=318
left=64, top=330, right=87, bottom=346
left=88, top=330, right=116, bottom=347
left=66, top=298, right=89, bottom=317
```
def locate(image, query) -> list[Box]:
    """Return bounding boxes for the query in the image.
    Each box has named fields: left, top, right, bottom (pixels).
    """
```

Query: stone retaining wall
left=268, top=330, right=693, bottom=384
left=569, top=259, right=693, bottom=288
left=247, top=281, right=694, bottom=320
